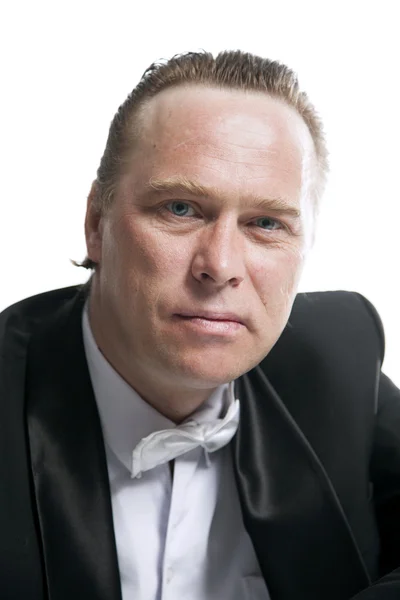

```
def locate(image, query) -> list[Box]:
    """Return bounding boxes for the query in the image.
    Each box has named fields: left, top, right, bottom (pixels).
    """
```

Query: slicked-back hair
left=80, top=50, right=328, bottom=269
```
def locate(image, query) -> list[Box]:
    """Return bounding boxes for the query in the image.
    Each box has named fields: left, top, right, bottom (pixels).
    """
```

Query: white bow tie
left=131, top=399, right=240, bottom=478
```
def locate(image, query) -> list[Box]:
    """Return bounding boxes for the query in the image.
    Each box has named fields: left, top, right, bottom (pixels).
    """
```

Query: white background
left=1, top=1, right=399, bottom=385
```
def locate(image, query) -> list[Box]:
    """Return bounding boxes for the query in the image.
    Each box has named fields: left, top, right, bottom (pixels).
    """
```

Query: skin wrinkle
left=85, top=85, right=315, bottom=422
left=172, top=148, right=290, bottom=167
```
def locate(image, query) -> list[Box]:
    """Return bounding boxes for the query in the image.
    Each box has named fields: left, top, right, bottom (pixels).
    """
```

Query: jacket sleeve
left=349, top=373, right=400, bottom=600
left=370, top=371, right=400, bottom=577
left=350, top=295, right=400, bottom=598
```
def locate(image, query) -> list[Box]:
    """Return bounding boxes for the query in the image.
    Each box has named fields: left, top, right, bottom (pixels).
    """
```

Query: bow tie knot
left=131, top=399, right=240, bottom=478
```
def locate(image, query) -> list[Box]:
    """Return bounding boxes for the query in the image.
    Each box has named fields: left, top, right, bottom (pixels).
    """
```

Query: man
left=1, top=50, right=399, bottom=600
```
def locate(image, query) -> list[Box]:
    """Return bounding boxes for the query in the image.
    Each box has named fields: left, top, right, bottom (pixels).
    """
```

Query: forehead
left=126, top=85, right=315, bottom=203
left=138, top=84, right=312, bottom=150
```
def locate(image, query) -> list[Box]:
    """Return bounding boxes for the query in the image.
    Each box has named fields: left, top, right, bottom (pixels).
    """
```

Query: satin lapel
left=25, top=291, right=122, bottom=600
left=232, top=367, right=370, bottom=600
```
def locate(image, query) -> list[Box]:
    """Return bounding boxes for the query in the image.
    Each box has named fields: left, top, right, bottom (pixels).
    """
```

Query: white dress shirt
left=82, top=307, right=270, bottom=600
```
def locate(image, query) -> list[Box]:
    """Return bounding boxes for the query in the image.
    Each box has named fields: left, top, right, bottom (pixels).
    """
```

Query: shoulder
left=255, top=290, right=385, bottom=429
left=292, top=290, right=382, bottom=324
left=261, top=290, right=385, bottom=377
left=289, top=290, right=384, bottom=360
left=0, top=285, right=85, bottom=355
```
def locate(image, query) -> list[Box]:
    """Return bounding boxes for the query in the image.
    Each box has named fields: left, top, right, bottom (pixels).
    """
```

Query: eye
left=166, top=201, right=196, bottom=217
left=254, top=216, right=282, bottom=231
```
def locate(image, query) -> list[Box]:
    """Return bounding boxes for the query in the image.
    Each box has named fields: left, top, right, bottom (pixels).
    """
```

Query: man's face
left=86, top=86, right=315, bottom=392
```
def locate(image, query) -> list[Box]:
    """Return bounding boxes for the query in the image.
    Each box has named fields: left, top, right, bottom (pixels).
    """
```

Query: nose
left=191, top=218, right=245, bottom=288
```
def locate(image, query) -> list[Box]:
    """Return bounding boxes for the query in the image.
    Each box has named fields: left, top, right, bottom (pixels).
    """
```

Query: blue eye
left=166, top=201, right=195, bottom=217
left=255, top=217, right=281, bottom=230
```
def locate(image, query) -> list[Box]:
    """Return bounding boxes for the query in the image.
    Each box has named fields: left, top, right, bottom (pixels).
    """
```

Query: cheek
left=111, top=217, right=191, bottom=281
left=250, top=249, right=303, bottom=313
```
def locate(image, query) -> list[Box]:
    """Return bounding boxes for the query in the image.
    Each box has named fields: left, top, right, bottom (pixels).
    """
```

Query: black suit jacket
left=1, top=285, right=400, bottom=600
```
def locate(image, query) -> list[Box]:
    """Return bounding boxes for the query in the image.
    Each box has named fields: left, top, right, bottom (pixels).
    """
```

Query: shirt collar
left=81, top=303, right=236, bottom=473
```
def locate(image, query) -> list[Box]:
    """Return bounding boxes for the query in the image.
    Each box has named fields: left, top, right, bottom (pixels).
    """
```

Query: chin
left=166, top=351, right=254, bottom=389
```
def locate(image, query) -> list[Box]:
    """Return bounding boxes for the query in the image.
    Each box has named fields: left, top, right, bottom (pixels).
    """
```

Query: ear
left=85, top=181, right=103, bottom=265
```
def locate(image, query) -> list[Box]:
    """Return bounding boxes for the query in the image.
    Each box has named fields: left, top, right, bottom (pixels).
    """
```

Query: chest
left=105, top=444, right=269, bottom=600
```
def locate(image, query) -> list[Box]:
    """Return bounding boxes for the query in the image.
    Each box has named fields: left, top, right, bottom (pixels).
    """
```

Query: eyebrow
left=146, top=175, right=301, bottom=219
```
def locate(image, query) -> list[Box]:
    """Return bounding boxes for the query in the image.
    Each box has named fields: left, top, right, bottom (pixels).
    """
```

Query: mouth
left=173, top=311, right=246, bottom=336
left=176, top=311, right=244, bottom=325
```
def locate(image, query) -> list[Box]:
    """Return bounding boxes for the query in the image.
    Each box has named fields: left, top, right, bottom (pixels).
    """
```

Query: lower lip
left=175, top=316, right=244, bottom=335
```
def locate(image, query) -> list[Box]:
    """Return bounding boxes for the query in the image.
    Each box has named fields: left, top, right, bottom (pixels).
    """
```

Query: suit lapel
left=25, top=291, right=122, bottom=600
left=232, top=366, right=370, bottom=600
